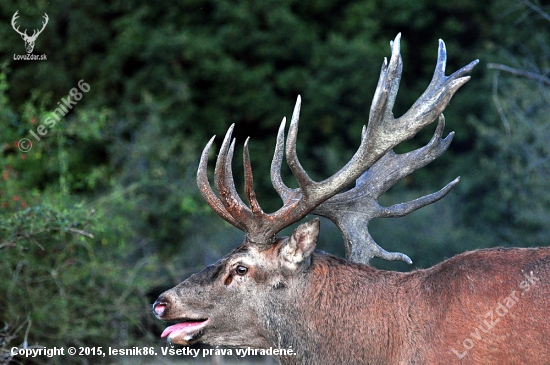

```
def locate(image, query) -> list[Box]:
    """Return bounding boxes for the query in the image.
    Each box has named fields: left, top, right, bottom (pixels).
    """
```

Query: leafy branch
left=0, top=205, right=95, bottom=252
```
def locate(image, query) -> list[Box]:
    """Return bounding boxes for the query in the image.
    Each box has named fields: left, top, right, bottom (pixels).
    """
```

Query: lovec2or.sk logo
left=11, top=10, right=48, bottom=54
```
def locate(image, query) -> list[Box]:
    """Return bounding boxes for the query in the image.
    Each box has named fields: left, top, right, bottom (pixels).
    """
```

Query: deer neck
left=260, top=253, right=417, bottom=364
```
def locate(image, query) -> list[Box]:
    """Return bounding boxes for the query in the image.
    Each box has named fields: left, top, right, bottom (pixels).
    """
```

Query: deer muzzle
left=153, top=296, right=211, bottom=345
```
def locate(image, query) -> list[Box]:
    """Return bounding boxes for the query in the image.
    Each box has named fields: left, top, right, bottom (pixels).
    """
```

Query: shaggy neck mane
left=263, top=252, right=414, bottom=365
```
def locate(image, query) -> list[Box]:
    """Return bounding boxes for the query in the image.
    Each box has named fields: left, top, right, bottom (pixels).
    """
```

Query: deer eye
left=235, top=265, right=248, bottom=276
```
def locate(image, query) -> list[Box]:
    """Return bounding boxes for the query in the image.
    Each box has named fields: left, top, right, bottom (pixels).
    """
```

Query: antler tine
left=285, top=95, right=316, bottom=195
left=366, top=34, right=403, bottom=155
left=223, top=137, right=249, bottom=213
left=432, top=39, right=447, bottom=82
left=396, top=40, right=479, bottom=138
left=199, top=124, right=280, bottom=245
left=11, top=10, right=19, bottom=28
left=363, top=35, right=479, bottom=168
left=272, top=94, right=381, bottom=225
left=354, top=225, right=413, bottom=264
left=432, top=39, right=478, bottom=86
left=216, top=127, right=258, bottom=232
left=380, top=177, right=460, bottom=219
left=381, top=33, right=403, bottom=122
left=359, top=114, right=453, bottom=198
left=270, top=117, right=293, bottom=203
left=197, top=136, right=238, bottom=226
left=243, top=137, right=263, bottom=215
left=284, top=94, right=373, bottom=202
left=283, top=93, right=381, bottom=208
left=215, top=126, right=243, bottom=207
left=214, top=124, right=234, bottom=188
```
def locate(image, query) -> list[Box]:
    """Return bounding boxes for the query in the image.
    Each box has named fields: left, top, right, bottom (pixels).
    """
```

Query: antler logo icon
left=11, top=11, right=49, bottom=54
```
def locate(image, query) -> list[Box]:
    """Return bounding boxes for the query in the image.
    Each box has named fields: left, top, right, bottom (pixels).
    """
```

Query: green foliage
left=0, top=74, right=160, bottom=364
left=462, top=0, right=550, bottom=247
left=0, top=204, right=93, bottom=251
left=0, top=204, right=160, bottom=365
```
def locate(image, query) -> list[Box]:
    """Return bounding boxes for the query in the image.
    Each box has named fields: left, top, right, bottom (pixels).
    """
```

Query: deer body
left=273, top=247, right=550, bottom=364
left=154, top=35, right=549, bottom=364
left=157, top=224, right=550, bottom=364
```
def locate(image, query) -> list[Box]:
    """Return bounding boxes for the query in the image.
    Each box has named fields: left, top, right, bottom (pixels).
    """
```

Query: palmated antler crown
left=197, top=34, right=478, bottom=264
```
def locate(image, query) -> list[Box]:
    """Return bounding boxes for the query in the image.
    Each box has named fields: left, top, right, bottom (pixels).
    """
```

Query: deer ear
left=281, top=218, right=320, bottom=266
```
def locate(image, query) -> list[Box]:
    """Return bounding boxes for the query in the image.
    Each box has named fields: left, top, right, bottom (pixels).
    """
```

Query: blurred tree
left=464, top=0, right=550, bottom=247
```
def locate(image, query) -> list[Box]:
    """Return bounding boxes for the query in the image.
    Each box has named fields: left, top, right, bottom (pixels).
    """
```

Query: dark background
left=1, top=0, right=549, bottom=364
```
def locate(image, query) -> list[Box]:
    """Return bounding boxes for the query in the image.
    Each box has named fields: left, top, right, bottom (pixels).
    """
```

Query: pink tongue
left=161, top=321, right=206, bottom=338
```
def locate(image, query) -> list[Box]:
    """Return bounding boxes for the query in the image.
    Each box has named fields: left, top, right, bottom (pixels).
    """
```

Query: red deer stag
left=153, top=34, right=550, bottom=364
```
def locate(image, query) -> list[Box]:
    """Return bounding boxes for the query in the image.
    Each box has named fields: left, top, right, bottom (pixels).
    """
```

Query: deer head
left=153, top=34, right=478, bottom=353
left=11, top=11, right=49, bottom=54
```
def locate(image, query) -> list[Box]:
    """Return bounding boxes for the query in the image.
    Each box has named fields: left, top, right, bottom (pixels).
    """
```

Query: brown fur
left=154, top=221, right=550, bottom=365
left=277, top=247, right=550, bottom=364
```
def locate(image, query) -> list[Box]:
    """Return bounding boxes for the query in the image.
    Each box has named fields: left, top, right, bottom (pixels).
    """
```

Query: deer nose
left=153, top=299, right=168, bottom=317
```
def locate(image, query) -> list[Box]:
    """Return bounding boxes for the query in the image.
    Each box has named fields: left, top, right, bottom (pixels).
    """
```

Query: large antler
left=198, top=34, right=478, bottom=254
left=272, top=35, right=477, bottom=264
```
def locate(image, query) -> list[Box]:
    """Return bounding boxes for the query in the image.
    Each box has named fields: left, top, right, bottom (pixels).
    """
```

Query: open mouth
left=161, top=318, right=210, bottom=344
